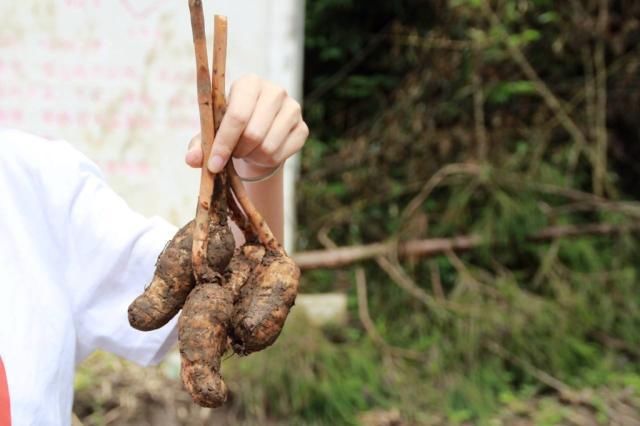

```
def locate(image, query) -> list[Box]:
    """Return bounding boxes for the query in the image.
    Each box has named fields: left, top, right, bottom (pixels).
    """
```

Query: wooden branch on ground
left=293, top=222, right=640, bottom=270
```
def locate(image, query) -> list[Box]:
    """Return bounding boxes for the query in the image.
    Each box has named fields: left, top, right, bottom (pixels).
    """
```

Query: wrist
left=233, top=158, right=283, bottom=182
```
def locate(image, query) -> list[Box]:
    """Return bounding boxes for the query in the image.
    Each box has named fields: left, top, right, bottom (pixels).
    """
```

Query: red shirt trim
left=0, top=357, right=10, bottom=426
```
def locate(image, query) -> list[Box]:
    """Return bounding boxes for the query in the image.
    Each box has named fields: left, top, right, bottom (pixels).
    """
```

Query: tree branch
left=293, top=222, right=640, bottom=270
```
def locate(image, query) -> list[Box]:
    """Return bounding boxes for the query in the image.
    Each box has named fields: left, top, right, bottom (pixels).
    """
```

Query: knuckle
left=188, top=133, right=201, bottom=149
left=242, top=127, right=264, bottom=145
left=289, top=106, right=302, bottom=124
left=284, top=98, right=302, bottom=121
left=240, top=73, right=260, bottom=86
left=213, top=144, right=232, bottom=157
left=275, top=87, right=288, bottom=101
left=226, top=109, right=249, bottom=128
left=265, top=82, right=286, bottom=100
left=260, top=142, right=278, bottom=158
left=291, top=101, right=302, bottom=115
left=233, top=145, right=251, bottom=159
left=262, top=156, right=280, bottom=167
left=299, top=122, right=310, bottom=138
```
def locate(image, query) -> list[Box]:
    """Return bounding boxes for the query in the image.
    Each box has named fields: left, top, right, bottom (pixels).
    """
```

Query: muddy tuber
left=128, top=4, right=300, bottom=408
left=128, top=221, right=196, bottom=331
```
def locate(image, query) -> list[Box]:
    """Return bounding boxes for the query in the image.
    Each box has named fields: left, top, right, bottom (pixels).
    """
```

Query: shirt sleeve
left=49, top=140, right=180, bottom=366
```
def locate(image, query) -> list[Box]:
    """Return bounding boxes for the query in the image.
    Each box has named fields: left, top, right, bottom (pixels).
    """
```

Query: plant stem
left=188, top=0, right=216, bottom=281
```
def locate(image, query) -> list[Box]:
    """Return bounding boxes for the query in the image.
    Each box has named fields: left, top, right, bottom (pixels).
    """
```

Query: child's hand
left=185, top=75, right=308, bottom=174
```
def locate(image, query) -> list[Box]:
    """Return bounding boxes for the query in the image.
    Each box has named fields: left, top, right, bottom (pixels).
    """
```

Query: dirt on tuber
left=128, top=221, right=196, bottom=331
left=231, top=250, right=300, bottom=355
left=129, top=4, right=300, bottom=408
left=178, top=282, right=233, bottom=407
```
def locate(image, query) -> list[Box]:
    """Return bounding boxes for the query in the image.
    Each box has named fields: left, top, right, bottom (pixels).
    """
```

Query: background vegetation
left=75, top=0, right=640, bottom=424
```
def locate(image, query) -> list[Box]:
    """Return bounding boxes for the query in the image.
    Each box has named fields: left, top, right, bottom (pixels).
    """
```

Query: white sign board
left=0, top=0, right=304, bottom=250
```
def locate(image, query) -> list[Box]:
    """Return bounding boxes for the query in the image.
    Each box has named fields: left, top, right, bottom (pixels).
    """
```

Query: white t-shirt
left=0, top=128, right=179, bottom=425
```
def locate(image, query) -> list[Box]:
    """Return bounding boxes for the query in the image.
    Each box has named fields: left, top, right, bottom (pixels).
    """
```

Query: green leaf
left=487, top=80, right=536, bottom=104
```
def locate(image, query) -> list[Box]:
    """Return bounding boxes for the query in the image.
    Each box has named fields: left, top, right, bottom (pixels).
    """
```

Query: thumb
left=185, top=134, right=203, bottom=168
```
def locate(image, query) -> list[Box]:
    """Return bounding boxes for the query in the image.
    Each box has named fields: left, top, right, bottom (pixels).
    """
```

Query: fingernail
left=208, top=154, right=225, bottom=173
left=185, top=149, right=197, bottom=164
left=186, top=146, right=203, bottom=165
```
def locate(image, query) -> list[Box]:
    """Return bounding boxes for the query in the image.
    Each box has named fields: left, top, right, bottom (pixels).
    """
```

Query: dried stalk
left=400, top=163, right=482, bottom=226
left=189, top=0, right=216, bottom=280
left=212, top=15, right=228, bottom=129
left=488, top=172, right=640, bottom=218
left=471, top=46, right=488, bottom=162
left=376, top=256, right=441, bottom=310
left=293, top=222, right=640, bottom=270
left=445, top=248, right=503, bottom=300
left=228, top=161, right=282, bottom=253
left=428, top=261, right=445, bottom=300
left=355, top=267, right=424, bottom=361
left=481, top=3, right=589, bottom=173
left=593, top=0, right=609, bottom=196
left=486, top=341, right=602, bottom=408
left=322, top=229, right=425, bottom=360
left=582, top=46, right=596, bottom=143
left=204, top=14, right=281, bottom=253
left=227, top=184, right=255, bottom=242
left=205, top=15, right=254, bottom=244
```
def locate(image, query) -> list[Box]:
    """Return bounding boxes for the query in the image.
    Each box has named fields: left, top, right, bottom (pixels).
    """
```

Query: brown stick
left=227, top=183, right=255, bottom=242
left=212, top=15, right=228, bottom=130
left=207, top=15, right=279, bottom=251
left=228, top=163, right=282, bottom=252
left=188, top=0, right=216, bottom=280
left=209, top=15, right=231, bottom=225
left=293, top=222, right=640, bottom=270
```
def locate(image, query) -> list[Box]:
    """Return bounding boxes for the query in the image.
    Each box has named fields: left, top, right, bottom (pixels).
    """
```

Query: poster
left=0, top=0, right=304, bottom=250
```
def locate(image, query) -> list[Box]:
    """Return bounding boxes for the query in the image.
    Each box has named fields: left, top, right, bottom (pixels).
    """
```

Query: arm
left=234, top=160, right=285, bottom=242
left=185, top=75, right=308, bottom=244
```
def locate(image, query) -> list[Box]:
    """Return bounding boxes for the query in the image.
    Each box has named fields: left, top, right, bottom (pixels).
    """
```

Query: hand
left=185, top=74, right=309, bottom=175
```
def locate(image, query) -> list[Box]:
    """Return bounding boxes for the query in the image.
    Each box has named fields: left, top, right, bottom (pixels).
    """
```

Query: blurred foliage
left=75, top=0, right=640, bottom=424
left=296, top=0, right=640, bottom=424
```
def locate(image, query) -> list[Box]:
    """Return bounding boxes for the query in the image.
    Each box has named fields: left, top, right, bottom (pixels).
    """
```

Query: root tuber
left=227, top=164, right=300, bottom=355
left=202, top=175, right=235, bottom=281
left=178, top=282, right=233, bottom=407
left=231, top=251, right=299, bottom=354
left=225, top=243, right=265, bottom=298
left=129, top=7, right=300, bottom=408
left=178, top=11, right=238, bottom=408
left=128, top=221, right=196, bottom=331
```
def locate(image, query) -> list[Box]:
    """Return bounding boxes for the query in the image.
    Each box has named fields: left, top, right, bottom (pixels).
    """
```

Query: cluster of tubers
left=127, top=1, right=300, bottom=408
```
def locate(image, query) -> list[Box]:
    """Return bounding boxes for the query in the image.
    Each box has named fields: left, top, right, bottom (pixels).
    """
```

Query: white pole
left=266, top=0, right=306, bottom=253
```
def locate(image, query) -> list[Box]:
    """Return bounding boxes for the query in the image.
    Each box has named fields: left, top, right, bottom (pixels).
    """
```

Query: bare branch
left=593, top=0, right=609, bottom=196
left=294, top=222, right=640, bottom=270
left=481, top=3, right=589, bottom=172
left=355, top=267, right=424, bottom=361
left=471, top=46, right=488, bottom=162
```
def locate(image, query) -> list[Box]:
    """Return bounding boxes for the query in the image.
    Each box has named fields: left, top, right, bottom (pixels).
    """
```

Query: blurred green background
left=74, top=0, right=640, bottom=424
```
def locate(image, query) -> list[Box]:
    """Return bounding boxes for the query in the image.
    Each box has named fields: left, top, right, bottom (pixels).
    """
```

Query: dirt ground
left=73, top=350, right=640, bottom=426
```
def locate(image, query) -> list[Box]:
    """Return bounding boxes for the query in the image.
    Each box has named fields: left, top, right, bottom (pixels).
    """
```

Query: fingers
left=274, top=121, right=309, bottom=163
left=244, top=98, right=304, bottom=167
left=185, top=75, right=309, bottom=173
left=233, top=83, right=287, bottom=158
left=208, top=75, right=260, bottom=172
